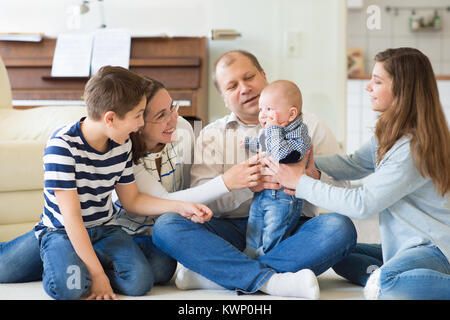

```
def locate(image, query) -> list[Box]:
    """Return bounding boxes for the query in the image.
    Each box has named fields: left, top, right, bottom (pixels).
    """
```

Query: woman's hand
left=304, top=145, right=321, bottom=180
left=222, top=153, right=264, bottom=190
left=176, top=202, right=213, bottom=223
left=262, top=154, right=307, bottom=190
left=249, top=172, right=281, bottom=192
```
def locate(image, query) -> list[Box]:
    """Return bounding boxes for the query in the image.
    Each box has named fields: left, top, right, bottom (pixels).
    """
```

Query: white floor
left=0, top=268, right=364, bottom=300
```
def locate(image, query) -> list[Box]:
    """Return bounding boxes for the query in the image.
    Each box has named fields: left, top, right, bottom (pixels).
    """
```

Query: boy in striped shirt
left=36, top=66, right=212, bottom=300
left=242, top=80, right=311, bottom=258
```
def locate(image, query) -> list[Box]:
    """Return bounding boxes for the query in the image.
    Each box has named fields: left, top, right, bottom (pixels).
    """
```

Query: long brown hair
left=130, top=77, right=166, bottom=164
left=374, top=48, right=450, bottom=196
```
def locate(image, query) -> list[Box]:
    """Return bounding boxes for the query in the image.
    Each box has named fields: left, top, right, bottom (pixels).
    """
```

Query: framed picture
left=347, top=48, right=365, bottom=77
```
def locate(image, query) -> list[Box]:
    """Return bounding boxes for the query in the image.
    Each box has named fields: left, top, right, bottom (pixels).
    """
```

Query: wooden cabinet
left=0, top=36, right=209, bottom=123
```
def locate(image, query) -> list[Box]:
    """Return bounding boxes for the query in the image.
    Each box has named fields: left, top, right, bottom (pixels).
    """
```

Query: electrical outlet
left=285, top=30, right=303, bottom=58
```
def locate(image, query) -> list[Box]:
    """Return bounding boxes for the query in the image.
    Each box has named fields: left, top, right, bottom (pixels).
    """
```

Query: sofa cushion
left=0, top=141, right=45, bottom=191
left=0, top=106, right=86, bottom=192
left=0, top=106, right=86, bottom=142
left=0, top=190, right=42, bottom=241
left=0, top=106, right=86, bottom=236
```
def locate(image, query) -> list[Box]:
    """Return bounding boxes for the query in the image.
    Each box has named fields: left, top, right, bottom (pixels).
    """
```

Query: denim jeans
left=245, top=189, right=303, bottom=258
left=132, top=235, right=177, bottom=285
left=0, top=228, right=176, bottom=292
left=0, top=229, right=43, bottom=283
left=39, top=225, right=155, bottom=300
left=152, top=212, right=357, bottom=293
left=333, top=243, right=450, bottom=299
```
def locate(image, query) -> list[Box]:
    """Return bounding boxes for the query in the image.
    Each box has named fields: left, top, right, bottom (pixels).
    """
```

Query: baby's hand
left=239, top=138, right=245, bottom=149
left=266, top=110, right=281, bottom=127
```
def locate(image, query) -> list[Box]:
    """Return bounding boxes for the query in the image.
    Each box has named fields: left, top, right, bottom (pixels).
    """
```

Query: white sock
left=364, top=268, right=381, bottom=300
left=260, top=269, right=320, bottom=299
left=175, top=265, right=226, bottom=290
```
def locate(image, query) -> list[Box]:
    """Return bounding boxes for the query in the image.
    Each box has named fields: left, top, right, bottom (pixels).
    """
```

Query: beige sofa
left=0, top=57, right=86, bottom=241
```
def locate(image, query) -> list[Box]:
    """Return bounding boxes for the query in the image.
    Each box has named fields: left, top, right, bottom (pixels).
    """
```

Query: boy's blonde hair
left=84, top=66, right=149, bottom=120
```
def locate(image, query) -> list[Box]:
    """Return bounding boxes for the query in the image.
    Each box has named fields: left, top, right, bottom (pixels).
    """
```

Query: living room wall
left=0, top=0, right=347, bottom=146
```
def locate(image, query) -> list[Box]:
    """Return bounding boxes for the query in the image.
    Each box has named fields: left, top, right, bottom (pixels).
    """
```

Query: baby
left=243, top=80, right=311, bottom=258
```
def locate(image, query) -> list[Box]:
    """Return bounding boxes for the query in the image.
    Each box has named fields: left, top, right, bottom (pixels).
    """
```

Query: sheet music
left=0, top=33, right=42, bottom=42
left=51, top=33, right=93, bottom=77
left=91, top=29, right=131, bottom=75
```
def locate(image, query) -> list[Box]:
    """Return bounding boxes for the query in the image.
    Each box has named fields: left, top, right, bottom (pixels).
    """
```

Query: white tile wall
left=438, top=81, right=450, bottom=126
left=443, top=62, right=450, bottom=74
left=417, top=34, right=442, bottom=62
left=346, top=80, right=378, bottom=154
left=443, top=39, right=450, bottom=70
left=348, top=0, right=450, bottom=75
left=346, top=79, right=450, bottom=187
left=346, top=80, right=450, bottom=154
left=438, top=81, right=450, bottom=104
left=391, top=36, right=417, bottom=48
left=390, top=8, right=412, bottom=37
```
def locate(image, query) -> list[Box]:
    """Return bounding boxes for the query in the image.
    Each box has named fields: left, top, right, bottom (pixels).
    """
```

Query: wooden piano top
left=0, top=36, right=209, bottom=123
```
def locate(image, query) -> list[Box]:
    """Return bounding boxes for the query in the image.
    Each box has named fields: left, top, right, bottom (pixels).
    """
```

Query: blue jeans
left=245, top=189, right=303, bottom=258
left=0, top=228, right=176, bottom=289
left=333, top=243, right=450, bottom=299
left=0, top=229, right=43, bottom=283
left=39, top=225, right=154, bottom=299
left=152, top=212, right=357, bottom=293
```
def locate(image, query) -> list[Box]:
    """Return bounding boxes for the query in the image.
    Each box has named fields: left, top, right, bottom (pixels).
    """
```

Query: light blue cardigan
left=295, top=135, right=450, bottom=263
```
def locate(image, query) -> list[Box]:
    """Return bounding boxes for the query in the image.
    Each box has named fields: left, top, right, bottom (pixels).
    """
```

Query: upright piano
left=0, top=36, right=209, bottom=124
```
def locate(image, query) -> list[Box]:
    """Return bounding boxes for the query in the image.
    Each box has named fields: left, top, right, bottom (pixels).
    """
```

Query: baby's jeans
left=244, top=189, right=303, bottom=258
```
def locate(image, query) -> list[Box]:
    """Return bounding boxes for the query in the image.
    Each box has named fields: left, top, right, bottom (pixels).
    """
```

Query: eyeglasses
left=147, top=102, right=179, bottom=124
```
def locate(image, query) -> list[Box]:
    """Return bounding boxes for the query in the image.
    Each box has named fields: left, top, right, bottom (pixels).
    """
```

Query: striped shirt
left=114, top=142, right=182, bottom=235
left=244, top=115, right=311, bottom=163
left=142, top=142, right=182, bottom=192
left=35, top=118, right=135, bottom=234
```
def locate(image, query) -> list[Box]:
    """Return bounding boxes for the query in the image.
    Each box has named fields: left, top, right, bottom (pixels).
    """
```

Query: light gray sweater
left=295, top=135, right=450, bottom=263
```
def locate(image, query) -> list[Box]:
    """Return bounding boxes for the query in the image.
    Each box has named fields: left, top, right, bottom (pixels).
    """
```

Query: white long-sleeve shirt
left=113, top=116, right=229, bottom=235
left=191, top=111, right=346, bottom=218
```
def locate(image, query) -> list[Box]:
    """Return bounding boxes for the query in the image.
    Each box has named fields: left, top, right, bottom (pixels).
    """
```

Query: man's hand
left=222, top=153, right=262, bottom=190
left=249, top=174, right=281, bottom=192
left=249, top=153, right=281, bottom=192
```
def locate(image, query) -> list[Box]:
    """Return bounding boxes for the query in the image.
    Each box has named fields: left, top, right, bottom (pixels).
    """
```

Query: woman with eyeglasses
left=0, top=77, right=261, bottom=292
left=111, top=78, right=262, bottom=285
